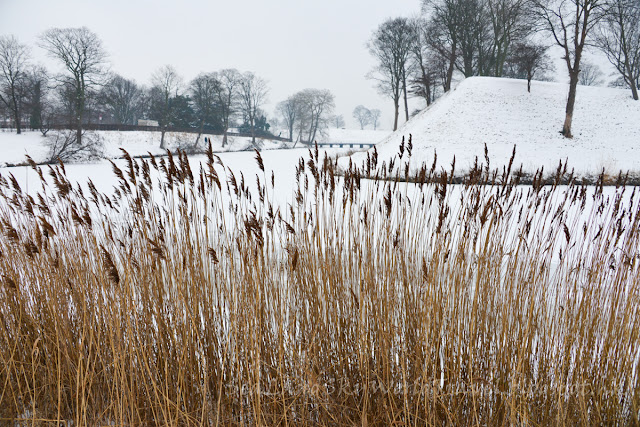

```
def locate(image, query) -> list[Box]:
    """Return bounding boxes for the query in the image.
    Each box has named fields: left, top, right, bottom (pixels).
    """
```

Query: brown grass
left=0, top=142, right=638, bottom=426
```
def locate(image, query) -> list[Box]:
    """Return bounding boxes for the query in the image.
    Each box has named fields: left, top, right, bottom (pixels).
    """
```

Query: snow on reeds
left=0, top=140, right=638, bottom=425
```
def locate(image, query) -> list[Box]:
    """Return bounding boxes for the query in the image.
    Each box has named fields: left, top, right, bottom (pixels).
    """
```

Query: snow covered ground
left=324, top=128, right=390, bottom=145
left=0, top=148, right=335, bottom=202
left=0, top=130, right=292, bottom=167
left=345, top=77, right=640, bottom=177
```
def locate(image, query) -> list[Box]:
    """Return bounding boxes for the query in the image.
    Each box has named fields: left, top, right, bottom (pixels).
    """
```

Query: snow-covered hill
left=348, top=77, right=640, bottom=176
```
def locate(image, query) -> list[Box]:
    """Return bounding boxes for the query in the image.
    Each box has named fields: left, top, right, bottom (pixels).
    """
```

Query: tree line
left=369, top=0, right=640, bottom=137
left=0, top=27, right=344, bottom=157
left=0, top=28, right=274, bottom=151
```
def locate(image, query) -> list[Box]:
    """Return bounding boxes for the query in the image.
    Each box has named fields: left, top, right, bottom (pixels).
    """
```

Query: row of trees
left=0, top=28, right=273, bottom=151
left=369, top=0, right=640, bottom=137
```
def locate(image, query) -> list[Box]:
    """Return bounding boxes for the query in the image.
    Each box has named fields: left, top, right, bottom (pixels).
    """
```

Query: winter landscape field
left=2, top=0, right=640, bottom=424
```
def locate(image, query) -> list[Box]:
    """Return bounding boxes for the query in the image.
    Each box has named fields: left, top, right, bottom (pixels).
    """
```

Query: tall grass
left=0, top=141, right=638, bottom=425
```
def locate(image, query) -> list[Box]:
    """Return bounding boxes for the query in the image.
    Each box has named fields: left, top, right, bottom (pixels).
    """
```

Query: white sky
left=0, top=0, right=423, bottom=130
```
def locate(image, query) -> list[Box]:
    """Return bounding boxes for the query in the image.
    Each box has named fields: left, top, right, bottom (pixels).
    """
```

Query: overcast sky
left=0, top=0, right=423, bottom=130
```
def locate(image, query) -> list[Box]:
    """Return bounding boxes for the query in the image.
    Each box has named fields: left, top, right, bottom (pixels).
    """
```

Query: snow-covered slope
left=348, top=77, right=640, bottom=176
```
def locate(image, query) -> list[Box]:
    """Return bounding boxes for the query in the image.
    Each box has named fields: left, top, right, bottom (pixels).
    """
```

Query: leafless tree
left=39, top=27, right=108, bottom=146
left=370, top=109, right=382, bottom=129
left=99, top=74, right=144, bottom=125
left=422, top=0, right=460, bottom=92
left=457, top=0, right=493, bottom=76
left=485, top=0, right=533, bottom=76
left=150, top=65, right=183, bottom=149
left=190, top=72, right=221, bottom=149
left=409, top=18, right=441, bottom=106
left=46, top=129, right=103, bottom=162
left=578, top=60, right=605, bottom=85
left=353, top=105, right=372, bottom=129
left=292, top=89, right=334, bottom=144
left=0, top=36, right=30, bottom=134
left=238, top=71, right=268, bottom=147
left=534, top=0, right=609, bottom=137
left=596, top=0, right=640, bottom=99
left=507, top=42, right=555, bottom=91
left=214, top=69, right=241, bottom=147
left=331, top=114, right=346, bottom=128
left=277, top=94, right=301, bottom=142
left=24, top=65, right=52, bottom=132
left=368, top=17, right=416, bottom=130
left=423, top=0, right=532, bottom=81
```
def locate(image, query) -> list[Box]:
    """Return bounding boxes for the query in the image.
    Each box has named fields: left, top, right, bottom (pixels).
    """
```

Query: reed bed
left=0, top=140, right=638, bottom=426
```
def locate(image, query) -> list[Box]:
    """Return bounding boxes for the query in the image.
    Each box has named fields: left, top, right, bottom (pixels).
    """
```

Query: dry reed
left=0, top=140, right=638, bottom=426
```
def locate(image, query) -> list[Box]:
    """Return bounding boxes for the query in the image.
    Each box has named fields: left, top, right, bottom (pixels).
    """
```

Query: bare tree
left=578, top=60, right=605, bottom=85
left=39, top=27, right=108, bottom=146
left=297, top=89, right=334, bottom=144
left=596, top=0, right=640, bottom=99
left=534, top=0, right=608, bottom=137
left=508, top=42, right=555, bottom=91
left=370, top=109, right=382, bottom=129
left=0, top=36, right=30, bottom=134
left=190, top=72, right=221, bottom=149
left=149, top=65, right=183, bottom=149
left=24, top=65, right=51, bottom=132
left=46, top=129, right=103, bottom=162
left=368, top=17, right=416, bottom=130
left=423, top=0, right=461, bottom=92
left=353, top=105, right=372, bottom=129
left=331, top=114, right=346, bottom=128
left=409, top=18, right=441, bottom=106
left=277, top=94, right=301, bottom=142
left=214, top=69, right=241, bottom=147
left=425, top=0, right=532, bottom=78
left=238, top=71, right=268, bottom=147
left=99, top=74, right=143, bottom=125
left=485, top=0, right=533, bottom=76
left=457, top=0, right=493, bottom=76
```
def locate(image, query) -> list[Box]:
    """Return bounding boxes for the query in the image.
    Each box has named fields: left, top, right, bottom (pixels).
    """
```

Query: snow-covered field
left=0, top=130, right=293, bottom=167
left=346, top=77, right=640, bottom=176
left=324, top=128, right=390, bottom=145
left=1, top=147, right=334, bottom=201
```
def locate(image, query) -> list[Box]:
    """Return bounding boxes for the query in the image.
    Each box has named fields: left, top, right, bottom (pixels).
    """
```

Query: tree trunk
left=76, top=125, right=82, bottom=147
left=76, top=109, right=82, bottom=147
left=222, top=128, right=228, bottom=147
left=251, top=118, right=256, bottom=146
left=13, top=106, right=21, bottom=134
left=194, top=119, right=205, bottom=150
left=627, top=66, right=639, bottom=100
left=562, top=72, right=579, bottom=138
left=527, top=71, right=532, bottom=93
left=11, top=90, right=21, bottom=134
left=402, top=70, right=409, bottom=122
left=393, top=100, right=399, bottom=131
left=445, top=49, right=456, bottom=92
left=160, top=128, right=167, bottom=149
